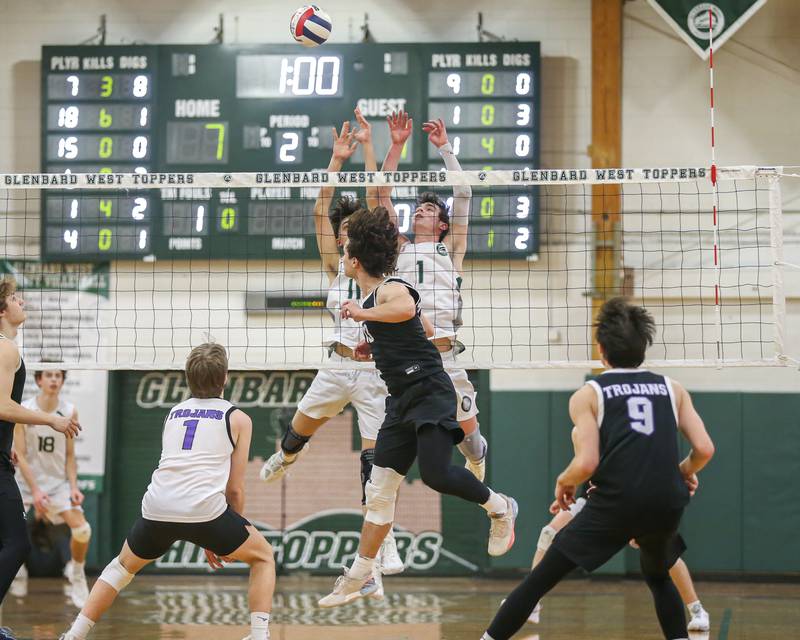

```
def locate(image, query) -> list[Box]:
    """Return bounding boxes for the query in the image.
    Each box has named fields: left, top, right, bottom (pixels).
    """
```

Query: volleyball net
left=0, top=166, right=793, bottom=370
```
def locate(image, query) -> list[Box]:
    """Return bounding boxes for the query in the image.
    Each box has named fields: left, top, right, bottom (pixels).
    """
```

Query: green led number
left=98, top=228, right=112, bottom=251
left=204, top=123, right=226, bottom=160
left=400, top=141, right=409, bottom=161
left=481, top=73, right=495, bottom=95
left=487, top=229, right=495, bottom=249
left=99, top=168, right=112, bottom=174
left=99, top=108, right=112, bottom=128
left=220, top=207, right=236, bottom=230
left=100, top=75, right=113, bottom=98
left=481, top=104, right=495, bottom=126
left=481, top=136, right=495, bottom=156
left=99, top=137, right=113, bottom=159
left=480, top=197, right=495, bottom=219
left=99, top=199, right=112, bottom=218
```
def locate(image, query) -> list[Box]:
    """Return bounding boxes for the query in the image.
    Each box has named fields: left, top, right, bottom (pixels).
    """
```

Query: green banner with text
left=647, top=1, right=767, bottom=59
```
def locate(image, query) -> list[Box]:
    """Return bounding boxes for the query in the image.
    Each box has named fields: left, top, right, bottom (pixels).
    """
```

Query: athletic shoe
left=317, top=568, right=379, bottom=608
left=379, top=530, right=405, bottom=575
left=68, top=565, right=90, bottom=609
left=259, top=443, right=309, bottom=483
left=0, top=628, right=18, bottom=640
left=487, top=495, right=518, bottom=557
left=9, top=573, right=27, bottom=598
left=369, top=564, right=385, bottom=600
left=464, top=436, right=488, bottom=482
left=687, top=604, right=710, bottom=632
left=501, top=599, right=541, bottom=624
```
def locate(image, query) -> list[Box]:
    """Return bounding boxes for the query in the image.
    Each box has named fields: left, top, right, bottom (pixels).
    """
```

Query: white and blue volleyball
left=290, top=5, right=332, bottom=47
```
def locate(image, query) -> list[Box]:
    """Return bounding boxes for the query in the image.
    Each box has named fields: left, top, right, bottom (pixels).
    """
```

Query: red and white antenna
left=708, top=8, right=723, bottom=361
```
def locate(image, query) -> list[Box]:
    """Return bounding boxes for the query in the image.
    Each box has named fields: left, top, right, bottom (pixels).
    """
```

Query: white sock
left=481, top=490, right=507, bottom=515
left=348, top=554, right=375, bottom=580
left=687, top=599, right=702, bottom=611
left=250, top=611, right=270, bottom=640
left=481, top=633, right=495, bottom=640
left=72, top=560, right=86, bottom=573
left=68, top=613, right=95, bottom=639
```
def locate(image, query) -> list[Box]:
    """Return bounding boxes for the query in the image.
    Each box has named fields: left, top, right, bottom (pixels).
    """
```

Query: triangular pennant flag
left=647, top=0, right=767, bottom=59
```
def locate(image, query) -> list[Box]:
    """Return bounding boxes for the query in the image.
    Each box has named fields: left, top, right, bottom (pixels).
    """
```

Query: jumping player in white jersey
left=258, top=114, right=403, bottom=583
left=11, top=369, right=92, bottom=608
left=318, top=208, right=517, bottom=608
left=60, top=343, right=275, bottom=640
left=376, top=112, right=488, bottom=481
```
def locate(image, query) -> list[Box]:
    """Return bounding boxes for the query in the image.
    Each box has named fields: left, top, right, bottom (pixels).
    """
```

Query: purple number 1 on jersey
left=181, top=419, right=199, bottom=450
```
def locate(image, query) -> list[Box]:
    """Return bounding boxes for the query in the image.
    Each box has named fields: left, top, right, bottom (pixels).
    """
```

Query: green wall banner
left=647, top=1, right=767, bottom=59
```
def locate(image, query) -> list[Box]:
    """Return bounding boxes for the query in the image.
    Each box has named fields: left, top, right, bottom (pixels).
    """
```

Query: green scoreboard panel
left=41, top=43, right=540, bottom=261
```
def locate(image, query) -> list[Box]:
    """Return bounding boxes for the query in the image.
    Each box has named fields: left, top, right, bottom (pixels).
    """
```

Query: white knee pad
left=364, top=465, right=404, bottom=526
left=537, top=525, right=557, bottom=552
left=99, top=556, right=135, bottom=592
left=71, top=522, right=92, bottom=543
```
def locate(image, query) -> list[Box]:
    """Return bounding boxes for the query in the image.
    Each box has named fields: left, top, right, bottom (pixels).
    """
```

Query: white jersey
left=141, top=397, right=236, bottom=523
left=395, top=241, right=462, bottom=339
left=16, top=396, right=73, bottom=497
left=324, top=258, right=363, bottom=348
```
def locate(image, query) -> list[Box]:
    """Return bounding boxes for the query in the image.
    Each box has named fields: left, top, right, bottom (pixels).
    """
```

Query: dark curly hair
left=346, top=207, right=399, bottom=278
left=595, top=297, right=656, bottom=368
left=417, top=191, right=450, bottom=242
left=329, top=196, right=362, bottom=240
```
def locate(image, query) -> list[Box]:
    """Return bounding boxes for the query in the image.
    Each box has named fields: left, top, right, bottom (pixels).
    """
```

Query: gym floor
left=3, top=575, right=799, bottom=639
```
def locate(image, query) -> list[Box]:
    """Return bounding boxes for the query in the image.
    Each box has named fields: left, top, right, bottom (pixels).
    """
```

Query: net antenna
left=211, top=13, right=224, bottom=44
left=78, top=14, right=107, bottom=46
left=476, top=13, right=512, bottom=43
left=360, top=13, right=375, bottom=43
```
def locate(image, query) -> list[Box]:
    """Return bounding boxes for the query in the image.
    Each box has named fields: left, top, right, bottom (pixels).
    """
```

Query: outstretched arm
left=423, top=118, right=471, bottom=274
left=353, top=108, right=379, bottom=209
left=378, top=111, right=413, bottom=243
left=316, top=123, right=359, bottom=282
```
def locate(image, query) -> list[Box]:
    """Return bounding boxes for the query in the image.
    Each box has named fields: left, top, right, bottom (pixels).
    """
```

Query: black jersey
left=0, top=338, right=25, bottom=474
left=587, top=369, right=689, bottom=511
left=362, top=277, right=444, bottom=396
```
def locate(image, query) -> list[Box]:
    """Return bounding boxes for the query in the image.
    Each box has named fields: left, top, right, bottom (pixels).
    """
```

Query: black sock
left=486, top=547, right=576, bottom=640
left=360, top=448, right=375, bottom=506
left=281, top=425, right=310, bottom=455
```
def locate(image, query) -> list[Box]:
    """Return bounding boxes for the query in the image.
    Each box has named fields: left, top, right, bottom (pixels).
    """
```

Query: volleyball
left=290, top=5, right=332, bottom=47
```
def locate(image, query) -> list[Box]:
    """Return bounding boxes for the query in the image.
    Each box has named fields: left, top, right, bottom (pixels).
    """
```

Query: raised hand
left=387, top=110, right=413, bottom=146
left=422, top=118, right=449, bottom=148
left=331, top=121, right=359, bottom=162
left=353, top=107, right=372, bottom=144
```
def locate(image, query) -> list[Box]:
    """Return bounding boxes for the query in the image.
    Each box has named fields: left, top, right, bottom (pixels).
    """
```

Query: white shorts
left=440, top=350, right=479, bottom=422
left=568, top=496, right=587, bottom=517
left=21, top=484, right=83, bottom=525
left=297, top=355, right=387, bottom=440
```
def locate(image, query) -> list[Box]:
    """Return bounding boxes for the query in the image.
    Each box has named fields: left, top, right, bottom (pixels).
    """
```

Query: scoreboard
left=41, top=43, right=540, bottom=261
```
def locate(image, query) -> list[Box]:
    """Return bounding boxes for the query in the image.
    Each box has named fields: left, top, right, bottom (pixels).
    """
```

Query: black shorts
left=552, top=498, right=686, bottom=573
left=374, top=371, right=462, bottom=475
left=126, top=506, right=251, bottom=560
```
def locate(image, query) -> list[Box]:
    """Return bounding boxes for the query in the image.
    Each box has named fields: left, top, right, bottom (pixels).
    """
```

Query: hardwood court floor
left=3, top=575, right=799, bottom=639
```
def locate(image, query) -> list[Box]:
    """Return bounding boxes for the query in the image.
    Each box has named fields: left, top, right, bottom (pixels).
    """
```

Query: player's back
left=396, top=242, right=462, bottom=339
left=16, top=397, right=71, bottom=496
left=141, top=397, right=235, bottom=523
left=587, top=370, right=689, bottom=511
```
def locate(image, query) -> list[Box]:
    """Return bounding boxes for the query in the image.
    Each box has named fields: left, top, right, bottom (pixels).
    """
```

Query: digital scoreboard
left=41, top=43, right=540, bottom=261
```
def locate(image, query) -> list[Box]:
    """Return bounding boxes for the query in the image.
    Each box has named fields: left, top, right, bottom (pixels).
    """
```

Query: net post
left=767, top=173, right=788, bottom=363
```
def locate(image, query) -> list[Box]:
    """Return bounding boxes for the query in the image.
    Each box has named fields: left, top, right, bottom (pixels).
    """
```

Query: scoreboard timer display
left=41, top=43, right=540, bottom=261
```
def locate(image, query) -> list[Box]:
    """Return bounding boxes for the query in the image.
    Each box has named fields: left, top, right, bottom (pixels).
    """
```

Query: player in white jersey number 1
left=259, top=113, right=403, bottom=587
left=376, top=111, right=487, bottom=480
left=60, top=343, right=275, bottom=640
left=11, top=370, right=92, bottom=608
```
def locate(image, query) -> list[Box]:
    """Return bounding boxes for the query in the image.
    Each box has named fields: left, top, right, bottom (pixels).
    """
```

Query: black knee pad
left=281, top=424, right=310, bottom=454
left=360, top=448, right=375, bottom=506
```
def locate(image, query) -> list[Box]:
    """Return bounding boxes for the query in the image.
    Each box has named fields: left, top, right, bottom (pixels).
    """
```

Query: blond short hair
left=0, top=277, right=16, bottom=314
left=185, top=343, right=228, bottom=398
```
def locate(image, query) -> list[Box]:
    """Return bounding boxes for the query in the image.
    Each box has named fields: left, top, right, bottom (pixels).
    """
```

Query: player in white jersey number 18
left=375, top=111, right=488, bottom=481
left=12, top=370, right=92, bottom=608
left=60, top=343, right=276, bottom=640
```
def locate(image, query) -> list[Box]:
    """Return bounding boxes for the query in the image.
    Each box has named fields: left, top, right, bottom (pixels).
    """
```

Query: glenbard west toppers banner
left=647, top=1, right=767, bottom=59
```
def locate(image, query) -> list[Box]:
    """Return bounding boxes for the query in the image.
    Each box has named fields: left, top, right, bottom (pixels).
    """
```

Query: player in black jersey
left=483, top=298, right=715, bottom=640
left=318, top=208, right=518, bottom=608
left=0, top=278, right=80, bottom=640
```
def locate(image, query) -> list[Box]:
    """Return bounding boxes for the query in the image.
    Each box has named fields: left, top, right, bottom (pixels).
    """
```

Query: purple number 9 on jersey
left=181, top=419, right=199, bottom=450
